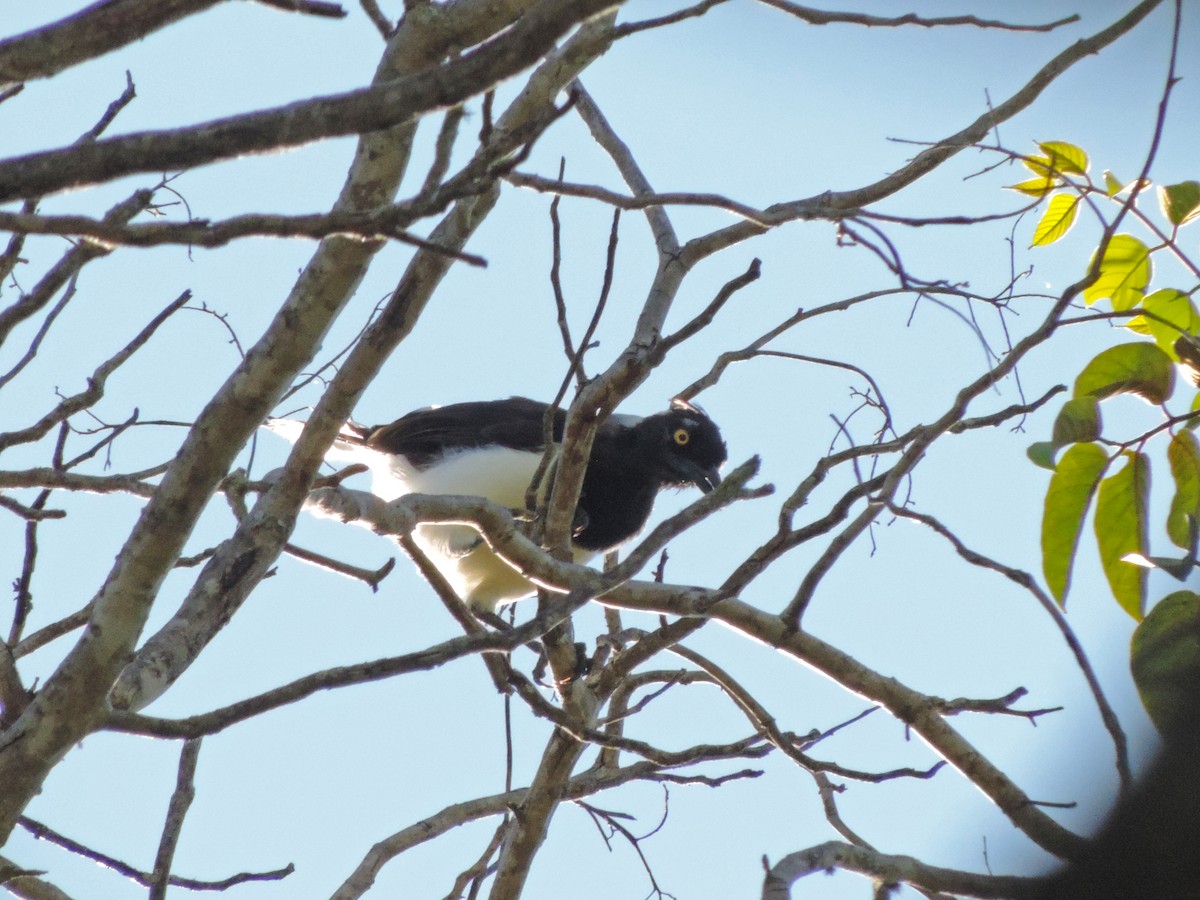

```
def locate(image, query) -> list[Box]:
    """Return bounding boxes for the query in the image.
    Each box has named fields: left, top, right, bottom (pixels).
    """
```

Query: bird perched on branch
left=270, top=397, right=727, bottom=611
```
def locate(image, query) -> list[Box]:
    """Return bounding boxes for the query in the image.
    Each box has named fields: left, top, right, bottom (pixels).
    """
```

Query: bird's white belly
left=414, top=524, right=540, bottom=608
left=381, top=445, right=592, bottom=610
left=378, top=444, right=548, bottom=505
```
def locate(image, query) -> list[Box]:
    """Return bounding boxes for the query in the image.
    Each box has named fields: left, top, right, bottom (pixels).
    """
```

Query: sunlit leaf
left=1007, top=177, right=1058, bottom=197
left=1073, top=342, right=1175, bottom=404
left=1022, top=155, right=1053, bottom=177
left=1131, top=591, right=1200, bottom=733
left=1032, top=193, right=1080, bottom=246
left=1126, top=289, right=1200, bottom=358
left=1103, top=170, right=1124, bottom=196
left=1095, top=451, right=1149, bottom=620
left=1082, top=233, right=1151, bottom=310
left=1038, top=140, right=1089, bottom=176
left=1159, top=180, right=1200, bottom=227
left=1125, top=316, right=1153, bottom=335
left=1168, top=431, right=1200, bottom=549
left=1042, top=442, right=1108, bottom=604
left=1051, top=396, right=1100, bottom=446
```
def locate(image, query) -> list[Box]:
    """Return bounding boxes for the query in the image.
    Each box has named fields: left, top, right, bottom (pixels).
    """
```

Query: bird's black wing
left=365, top=397, right=566, bottom=468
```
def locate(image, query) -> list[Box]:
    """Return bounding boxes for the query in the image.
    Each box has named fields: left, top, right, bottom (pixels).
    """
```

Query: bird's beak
left=670, top=458, right=721, bottom=493
left=695, top=465, right=722, bottom=494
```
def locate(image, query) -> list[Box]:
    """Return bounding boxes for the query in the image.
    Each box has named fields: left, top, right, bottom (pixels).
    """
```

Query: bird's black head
left=635, top=400, right=728, bottom=494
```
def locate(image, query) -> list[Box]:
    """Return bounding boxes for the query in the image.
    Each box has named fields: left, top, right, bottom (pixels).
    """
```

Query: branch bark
left=0, top=0, right=621, bottom=201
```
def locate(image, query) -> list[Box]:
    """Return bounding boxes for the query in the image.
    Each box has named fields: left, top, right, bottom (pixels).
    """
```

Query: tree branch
left=0, top=0, right=622, bottom=201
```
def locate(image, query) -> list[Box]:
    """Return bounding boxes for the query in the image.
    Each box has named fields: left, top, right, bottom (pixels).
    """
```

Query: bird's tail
left=263, top=417, right=377, bottom=463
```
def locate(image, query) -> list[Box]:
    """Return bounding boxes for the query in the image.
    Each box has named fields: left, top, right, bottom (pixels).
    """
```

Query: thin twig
left=149, top=738, right=202, bottom=900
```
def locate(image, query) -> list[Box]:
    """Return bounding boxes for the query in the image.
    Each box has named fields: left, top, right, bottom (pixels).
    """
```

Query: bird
left=270, top=397, right=727, bottom=611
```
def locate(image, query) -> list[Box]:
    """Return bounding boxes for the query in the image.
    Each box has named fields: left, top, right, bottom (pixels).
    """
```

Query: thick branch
left=762, top=840, right=1039, bottom=900
left=0, top=0, right=223, bottom=87
left=0, top=0, right=622, bottom=202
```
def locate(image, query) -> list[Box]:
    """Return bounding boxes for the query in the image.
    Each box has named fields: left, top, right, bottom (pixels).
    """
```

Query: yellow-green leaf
left=1127, top=289, right=1200, bottom=358
left=1131, top=591, right=1200, bottom=733
left=1022, top=155, right=1053, bottom=177
left=1168, top=431, right=1200, bottom=549
left=1051, top=396, right=1101, bottom=446
left=1125, top=316, right=1153, bottom=336
left=1083, top=234, right=1152, bottom=310
left=1038, top=140, right=1088, bottom=176
left=1032, top=193, right=1080, bottom=246
left=1095, top=451, right=1149, bottom=620
left=1073, top=342, right=1175, bottom=404
left=1103, top=170, right=1124, bottom=196
left=1159, top=181, right=1200, bottom=227
left=1007, top=177, right=1058, bottom=197
left=1042, top=442, right=1108, bottom=604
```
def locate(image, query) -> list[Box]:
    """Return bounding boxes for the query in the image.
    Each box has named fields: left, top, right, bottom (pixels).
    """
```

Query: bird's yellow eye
left=673, top=428, right=690, bottom=446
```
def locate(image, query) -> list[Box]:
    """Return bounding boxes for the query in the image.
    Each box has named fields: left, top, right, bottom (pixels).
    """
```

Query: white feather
left=266, top=419, right=590, bottom=610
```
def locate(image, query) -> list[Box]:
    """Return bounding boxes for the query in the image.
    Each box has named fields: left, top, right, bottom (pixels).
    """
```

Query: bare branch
left=0, top=190, right=153, bottom=347
left=148, top=738, right=202, bottom=900
left=886, top=502, right=1131, bottom=791
left=600, top=584, right=1089, bottom=860
left=330, top=753, right=763, bottom=899
left=0, top=0, right=223, bottom=87
left=359, top=0, right=392, bottom=37
left=612, top=0, right=730, bottom=37
left=283, top=543, right=395, bottom=591
left=0, top=857, right=71, bottom=900
left=754, top=2, right=1079, bottom=33
left=0, top=290, right=191, bottom=453
left=0, top=0, right=621, bottom=202
left=0, top=206, right=490, bottom=261
left=253, top=0, right=346, bottom=17
left=684, top=0, right=1164, bottom=263
left=570, top=81, right=679, bottom=256
left=15, top=816, right=293, bottom=892
left=0, top=466, right=162, bottom=499
left=506, top=169, right=773, bottom=225
left=762, top=840, right=1041, bottom=900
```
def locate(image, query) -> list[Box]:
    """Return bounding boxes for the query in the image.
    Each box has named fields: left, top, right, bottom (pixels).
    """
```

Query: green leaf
left=1103, top=170, right=1124, bottom=196
left=1051, top=396, right=1101, bottom=446
left=1032, top=194, right=1080, bottom=246
left=1027, top=441, right=1059, bottom=471
left=1159, top=181, right=1200, bottom=227
left=1131, top=591, right=1200, bottom=733
left=1038, top=141, right=1089, bottom=176
left=1167, top=431, right=1200, bottom=549
left=1126, top=289, right=1200, bottom=358
left=1042, top=442, right=1108, bottom=604
left=1007, top=177, right=1058, bottom=197
left=1095, top=451, right=1149, bottom=620
left=1073, top=342, right=1175, bottom=404
left=1082, top=234, right=1152, bottom=310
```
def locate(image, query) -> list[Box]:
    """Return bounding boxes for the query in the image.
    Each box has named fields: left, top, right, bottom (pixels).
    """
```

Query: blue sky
left=2, top=1, right=1197, bottom=898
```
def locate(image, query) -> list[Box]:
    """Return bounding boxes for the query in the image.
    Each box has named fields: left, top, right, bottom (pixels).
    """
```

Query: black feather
left=361, top=396, right=727, bottom=553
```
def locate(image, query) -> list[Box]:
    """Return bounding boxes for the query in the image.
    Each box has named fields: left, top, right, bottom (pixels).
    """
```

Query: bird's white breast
left=272, top=423, right=595, bottom=610
left=381, top=445, right=593, bottom=610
